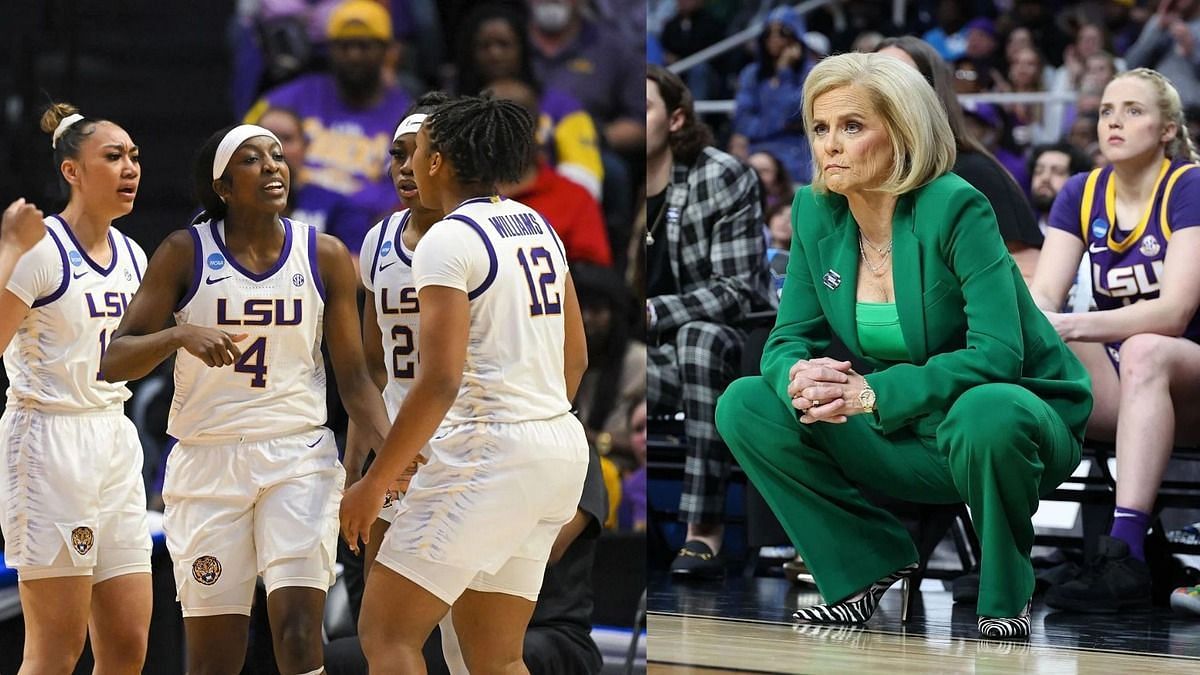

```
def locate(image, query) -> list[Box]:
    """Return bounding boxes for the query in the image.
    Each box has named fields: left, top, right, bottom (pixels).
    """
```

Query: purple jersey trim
left=209, top=218, right=294, bottom=282
left=122, top=233, right=142, bottom=281
left=175, top=226, right=204, bottom=311
left=53, top=214, right=119, bottom=276
left=394, top=210, right=413, bottom=267
left=538, top=211, right=567, bottom=263
left=30, top=227, right=70, bottom=309
left=368, top=217, right=390, bottom=286
left=306, top=222, right=326, bottom=302
left=444, top=214, right=498, bottom=300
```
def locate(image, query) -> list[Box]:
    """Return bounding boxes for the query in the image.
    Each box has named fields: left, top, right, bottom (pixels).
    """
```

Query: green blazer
left=762, top=172, right=1093, bottom=441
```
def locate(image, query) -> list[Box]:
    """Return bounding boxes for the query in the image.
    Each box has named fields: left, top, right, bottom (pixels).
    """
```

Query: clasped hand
left=786, top=357, right=868, bottom=424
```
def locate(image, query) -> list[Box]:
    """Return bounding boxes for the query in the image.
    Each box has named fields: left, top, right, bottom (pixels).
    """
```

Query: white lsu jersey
left=413, top=196, right=572, bottom=425
left=360, top=211, right=420, bottom=419
left=3, top=215, right=145, bottom=412
left=169, top=218, right=327, bottom=444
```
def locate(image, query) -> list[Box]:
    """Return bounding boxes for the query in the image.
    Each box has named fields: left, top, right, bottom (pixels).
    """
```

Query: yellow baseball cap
left=327, top=0, right=392, bottom=42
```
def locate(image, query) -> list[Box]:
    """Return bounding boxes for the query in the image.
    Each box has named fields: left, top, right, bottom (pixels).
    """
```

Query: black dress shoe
left=670, top=540, right=725, bottom=579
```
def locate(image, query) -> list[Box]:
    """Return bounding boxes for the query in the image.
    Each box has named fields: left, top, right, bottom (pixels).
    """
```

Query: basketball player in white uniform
left=349, top=93, right=472, bottom=674
left=100, top=124, right=392, bottom=675
left=0, top=104, right=152, bottom=674
left=341, top=96, right=590, bottom=674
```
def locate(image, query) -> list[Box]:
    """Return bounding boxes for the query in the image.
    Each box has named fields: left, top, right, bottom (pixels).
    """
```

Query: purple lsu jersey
left=1048, top=158, right=1200, bottom=350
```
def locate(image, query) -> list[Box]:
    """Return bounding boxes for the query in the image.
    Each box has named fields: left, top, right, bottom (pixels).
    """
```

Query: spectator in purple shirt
left=245, top=0, right=412, bottom=260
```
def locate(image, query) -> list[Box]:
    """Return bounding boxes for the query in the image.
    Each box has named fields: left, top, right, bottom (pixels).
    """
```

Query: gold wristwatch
left=859, top=383, right=876, bottom=415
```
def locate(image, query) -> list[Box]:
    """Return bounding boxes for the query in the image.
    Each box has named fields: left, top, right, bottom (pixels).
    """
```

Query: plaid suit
left=648, top=146, right=775, bottom=524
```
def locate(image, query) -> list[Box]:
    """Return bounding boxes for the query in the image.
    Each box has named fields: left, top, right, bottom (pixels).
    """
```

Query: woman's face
left=67, top=121, right=140, bottom=219
left=218, top=136, right=289, bottom=215
left=1084, top=55, right=1115, bottom=87
left=1077, top=24, right=1104, bottom=58
left=1006, top=28, right=1032, bottom=62
left=256, top=109, right=307, bottom=179
left=389, top=133, right=420, bottom=208
left=1098, top=76, right=1173, bottom=164
left=810, top=85, right=894, bottom=196
left=748, top=152, right=779, bottom=189
left=768, top=210, right=792, bottom=248
left=411, top=126, right=442, bottom=210
left=1009, top=48, right=1041, bottom=90
left=764, top=21, right=796, bottom=59
left=474, top=18, right=522, bottom=84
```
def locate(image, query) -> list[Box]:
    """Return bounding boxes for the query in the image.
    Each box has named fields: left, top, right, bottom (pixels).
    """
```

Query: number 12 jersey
left=413, top=196, right=571, bottom=425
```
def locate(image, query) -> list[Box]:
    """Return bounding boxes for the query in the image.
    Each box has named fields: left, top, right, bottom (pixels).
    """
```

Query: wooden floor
left=647, top=574, right=1200, bottom=674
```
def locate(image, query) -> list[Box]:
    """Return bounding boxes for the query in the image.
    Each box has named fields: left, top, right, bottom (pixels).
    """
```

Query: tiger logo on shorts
left=71, top=527, right=94, bottom=555
left=192, top=555, right=222, bottom=586
left=382, top=489, right=398, bottom=509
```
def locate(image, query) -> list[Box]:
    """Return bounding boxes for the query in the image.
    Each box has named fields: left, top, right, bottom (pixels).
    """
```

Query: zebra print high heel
left=792, top=563, right=918, bottom=625
left=978, top=599, right=1032, bottom=639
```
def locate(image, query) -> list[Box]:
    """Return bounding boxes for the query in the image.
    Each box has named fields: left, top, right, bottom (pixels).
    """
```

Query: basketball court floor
left=647, top=574, right=1200, bottom=673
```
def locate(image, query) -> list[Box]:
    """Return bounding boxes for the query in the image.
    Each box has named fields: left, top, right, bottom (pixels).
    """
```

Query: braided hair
left=1114, top=68, right=1200, bottom=163
left=40, top=102, right=105, bottom=198
left=424, top=95, right=535, bottom=190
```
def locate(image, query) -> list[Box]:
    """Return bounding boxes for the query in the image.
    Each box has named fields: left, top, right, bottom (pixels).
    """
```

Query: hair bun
left=40, top=102, right=81, bottom=135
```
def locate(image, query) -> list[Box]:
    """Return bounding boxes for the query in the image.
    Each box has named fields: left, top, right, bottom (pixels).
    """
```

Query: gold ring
left=812, top=400, right=821, bottom=407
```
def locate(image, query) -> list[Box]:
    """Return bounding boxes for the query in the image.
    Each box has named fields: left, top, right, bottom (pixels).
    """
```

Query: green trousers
left=715, top=377, right=1080, bottom=617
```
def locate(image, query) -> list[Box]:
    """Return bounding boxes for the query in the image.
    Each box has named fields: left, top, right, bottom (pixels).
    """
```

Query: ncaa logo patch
left=292, top=273, right=305, bottom=287
left=207, top=253, right=226, bottom=270
left=1091, top=218, right=1108, bottom=240
left=71, top=526, right=94, bottom=555
left=68, top=250, right=83, bottom=267
left=192, top=555, right=222, bottom=586
left=380, top=240, right=393, bottom=257
left=1139, top=235, right=1161, bottom=257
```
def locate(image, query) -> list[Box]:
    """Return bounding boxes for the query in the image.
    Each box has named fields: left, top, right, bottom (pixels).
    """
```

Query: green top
left=856, top=302, right=908, bottom=362
left=762, top=172, right=1092, bottom=441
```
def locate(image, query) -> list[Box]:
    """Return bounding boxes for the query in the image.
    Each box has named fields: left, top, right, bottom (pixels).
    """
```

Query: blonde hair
left=802, top=52, right=956, bottom=195
left=1111, top=67, right=1199, bottom=162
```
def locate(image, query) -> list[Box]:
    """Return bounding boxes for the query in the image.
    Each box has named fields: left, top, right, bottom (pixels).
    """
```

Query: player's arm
left=0, top=199, right=45, bottom=352
left=102, top=230, right=246, bottom=381
left=317, top=233, right=391, bottom=448
left=563, top=272, right=588, bottom=402
left=1054, top=227, right=1200, bottom=342
left=341, top=283, right=469, bottom=552
left=1028, top=228, right=1085, bottom=312
left=343, top=291, right=389, bottom=486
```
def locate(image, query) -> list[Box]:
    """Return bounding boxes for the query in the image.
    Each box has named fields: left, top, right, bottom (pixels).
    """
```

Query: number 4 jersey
left=169, top=218, right=327, bottom=444
left=413, top=196, right=571, bottom=425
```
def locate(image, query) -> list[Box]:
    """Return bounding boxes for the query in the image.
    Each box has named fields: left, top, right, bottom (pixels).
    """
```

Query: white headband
left=51, top=113, right=85, bottom=149
left=393, top=113, right=427, bottom=142
left=212, top=125, right=283, bottom=180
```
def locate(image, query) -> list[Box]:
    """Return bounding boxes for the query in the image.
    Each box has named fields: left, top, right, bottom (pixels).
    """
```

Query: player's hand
left=340, top=473, right=388, bottom=554
left=174, top=325, right=247, bottom=367
left=1041, top=310, right=1078, bottom=341
left=1, top=198, right=46, bottom=254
